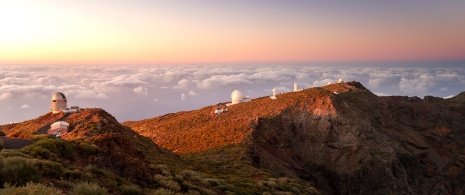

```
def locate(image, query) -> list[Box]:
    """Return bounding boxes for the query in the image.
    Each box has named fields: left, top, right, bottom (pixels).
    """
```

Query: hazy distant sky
left=1, top=1, right=465, bottom=124
left=1, top=1, right=465, bottom=65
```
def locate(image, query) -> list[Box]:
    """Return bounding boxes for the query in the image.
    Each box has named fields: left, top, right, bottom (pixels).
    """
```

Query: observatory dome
left=52, top=92, right=66, bottom=100
left=231, top=90, right=244, bottom=104
left=51, top=92, right=68, bottom=114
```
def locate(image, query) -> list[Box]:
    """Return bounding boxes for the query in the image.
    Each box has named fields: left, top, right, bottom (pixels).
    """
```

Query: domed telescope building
left=231, top=90, right=244, bottom=104
left=51, top=92, right=68, bottom=114
left=230, top=89, right=251, bottom=105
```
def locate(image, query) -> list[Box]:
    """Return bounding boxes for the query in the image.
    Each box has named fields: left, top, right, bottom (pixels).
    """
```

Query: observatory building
left=270, top=88, right=277, bottom=99
left=337, top=78, right=344, bottom=84
left=48, top=121, right=69, bottom=137
left=51, top=92, right=68, bottom=114
left=230, top=89, right=251, bottom=105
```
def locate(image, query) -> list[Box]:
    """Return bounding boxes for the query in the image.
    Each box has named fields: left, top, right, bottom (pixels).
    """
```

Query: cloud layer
left=1, top=64, right=464, bottom=124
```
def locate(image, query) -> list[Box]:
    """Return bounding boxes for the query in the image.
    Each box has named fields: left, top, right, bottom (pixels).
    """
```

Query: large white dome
left=231, top=90, right=244, bottom=104
left=52, top=92, right=66, bottom=100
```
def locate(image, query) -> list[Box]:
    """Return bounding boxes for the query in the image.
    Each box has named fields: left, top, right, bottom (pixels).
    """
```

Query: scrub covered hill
left=124, top=81, right=465, bottom=194
left=0, top=108, right=319, bottom=194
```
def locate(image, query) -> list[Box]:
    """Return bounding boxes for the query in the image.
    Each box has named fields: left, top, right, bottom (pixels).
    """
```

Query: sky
left=0, top=1, right=465, bottom=64
left=1, top=1, right=465, bottom=124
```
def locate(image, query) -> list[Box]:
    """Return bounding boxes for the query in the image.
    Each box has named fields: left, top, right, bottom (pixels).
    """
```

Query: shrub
left=121, top=185, right=143, bottom=195
left=0, top=131, right=6, bottom=136
left=65, top=169, right=84, bottom=180
left=32, top=159, right=64, bottom=177
left=69, top=182, right=108, bottom=195
left=76, top=142, right=100, bottom=156
left=22, top=137, right=74, bottom=161
left=151, top=188, right=175, bottom=195
left=0, top=140, right=3, bottom=151
left=0, top=182, right=62, bottom=195
left=0, top=156, right=40, bottom=187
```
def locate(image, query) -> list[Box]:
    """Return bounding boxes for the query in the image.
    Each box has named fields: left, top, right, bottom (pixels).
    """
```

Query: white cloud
left=399, top=75, right=436, bottom=95
left=133, top=86, right=148, bottom=97
left=312, top=79, right=334, bottom=87
left=188, top=90, right=198, bottom=96
left=181, top=93, right=186, bottom=100
left=374, top=92, right=392, bottom=96
left=21, top=104, right=30, bottom=109
left=74, top=90, right=109, bottom=100
left=444, top=95, right=455, bottom=99
left=174, top=79, right=190, bottom=89
left=196, top=74, right=252, bottom=89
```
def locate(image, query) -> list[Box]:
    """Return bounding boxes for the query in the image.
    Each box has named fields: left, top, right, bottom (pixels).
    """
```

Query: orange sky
left=1, top=1, right=465, bottom=65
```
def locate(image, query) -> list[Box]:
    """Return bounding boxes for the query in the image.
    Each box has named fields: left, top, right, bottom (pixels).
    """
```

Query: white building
left=337, top=78, right=344, bottom=84
left=51, top=92, right=67, bottom=114
left=270, top=88, right=277, bottom=99
left=230, top=89, right=251, bottom=105
left=48, top=121, right=69, bottom=137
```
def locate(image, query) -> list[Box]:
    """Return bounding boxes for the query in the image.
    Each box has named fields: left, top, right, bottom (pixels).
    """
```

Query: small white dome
left=337, top=78, right=344, bottom=84
left=52, top=92, right=66, bottom=100
left=231, top=90, right=244, bottom=101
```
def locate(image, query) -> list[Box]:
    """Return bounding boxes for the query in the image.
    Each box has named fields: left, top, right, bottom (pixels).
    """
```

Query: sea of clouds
left=1, top=64, right=464, bottom=124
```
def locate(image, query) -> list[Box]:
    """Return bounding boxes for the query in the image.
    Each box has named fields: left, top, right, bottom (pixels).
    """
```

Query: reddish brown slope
left=0, top=112, right=65, bottom=137
left=124, top=82, right=465, bottom=194
left=123, top=82, right=360, bottom=154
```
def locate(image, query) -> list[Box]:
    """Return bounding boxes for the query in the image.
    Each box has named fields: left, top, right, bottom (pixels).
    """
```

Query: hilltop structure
left=214, top=103, right=228, bottom=114
left=51, top=92, right=67, bottom=113
left=50, top=92, right=80, bottom=114
left=230, top=89, right=250, bottom=105
left=48, top=121, right=69, bottom=137
left=337, top=78, right=344, bottom=84
left=270, top=88, right=277, bottom=99
left=293, top=82, right=302, bottom=92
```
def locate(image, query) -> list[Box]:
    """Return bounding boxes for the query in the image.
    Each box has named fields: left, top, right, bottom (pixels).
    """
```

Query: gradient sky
left=1, top=1, right=465, bottom=65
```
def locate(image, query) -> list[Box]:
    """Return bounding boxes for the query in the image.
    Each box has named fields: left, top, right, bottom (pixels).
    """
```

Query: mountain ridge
left=124, top=81, right=465, bottom=194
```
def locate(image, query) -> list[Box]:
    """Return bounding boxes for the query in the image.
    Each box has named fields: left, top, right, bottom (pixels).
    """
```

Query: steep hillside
left=1, top=108, right=182, bottom=193
left=125, top=82, right=465, bottom=194
left=1, top=108, right=318, bottom=194
left=0, top=112, right=65, bottom=138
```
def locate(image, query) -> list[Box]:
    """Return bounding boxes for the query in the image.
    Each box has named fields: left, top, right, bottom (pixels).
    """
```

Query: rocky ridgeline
left=126, top=82, right=465, bottom=194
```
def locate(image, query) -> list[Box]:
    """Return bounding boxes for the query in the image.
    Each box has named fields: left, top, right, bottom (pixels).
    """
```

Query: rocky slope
left=125, top=82, right=465, bottom=194
left=0, top=108, right=181, bottom=192
left=2, top=108, right=318, bottom=194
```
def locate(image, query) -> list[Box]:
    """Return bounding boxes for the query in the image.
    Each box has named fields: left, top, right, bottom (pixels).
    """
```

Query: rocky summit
left=125, top=81, right=465, bottom=194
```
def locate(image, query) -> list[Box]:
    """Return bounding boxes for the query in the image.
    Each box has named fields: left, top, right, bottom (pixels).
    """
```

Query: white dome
left=52, top=92, right=66, bottom=100
left=231, top=90, right=244, bottom=104
left=231, top=90, right=244, bottom=100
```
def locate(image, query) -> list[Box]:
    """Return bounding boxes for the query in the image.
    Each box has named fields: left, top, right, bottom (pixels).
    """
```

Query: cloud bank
left=1, top=64, right=464, bottom=124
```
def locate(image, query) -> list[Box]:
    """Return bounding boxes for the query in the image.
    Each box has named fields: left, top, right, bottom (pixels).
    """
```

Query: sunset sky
left=1, top=1, right=465, bottom=65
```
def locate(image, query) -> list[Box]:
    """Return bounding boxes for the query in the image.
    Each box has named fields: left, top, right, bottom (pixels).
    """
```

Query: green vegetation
left=0, top=108, right=320, bottom=194
left=0, top=156, right=40, bottom=187
left=0, top=182, right=62, bottom=195
left=0, top=131, right=6, bottom=136
left=69, top=182, right=108, bottom=195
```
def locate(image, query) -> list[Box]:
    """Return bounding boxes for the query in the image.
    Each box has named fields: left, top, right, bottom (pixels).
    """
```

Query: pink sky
left=1, top=1, right=464, bottom=65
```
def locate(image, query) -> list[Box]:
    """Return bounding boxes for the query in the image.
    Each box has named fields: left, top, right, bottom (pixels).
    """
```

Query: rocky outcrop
left=249, top=85, right=465, bottom=194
